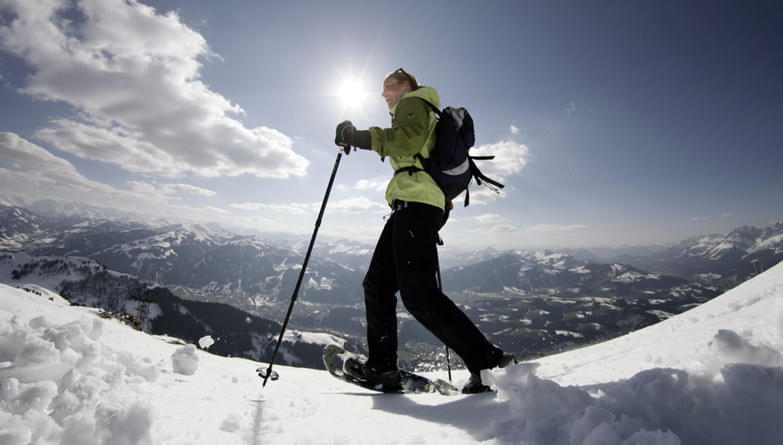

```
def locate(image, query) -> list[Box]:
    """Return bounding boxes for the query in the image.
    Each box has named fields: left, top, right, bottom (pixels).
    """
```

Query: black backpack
left=395, top=99, right=504, bottom=207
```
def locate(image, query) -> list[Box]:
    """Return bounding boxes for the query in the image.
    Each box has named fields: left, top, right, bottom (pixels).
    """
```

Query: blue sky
left=1, top=0, right=781, bottom=249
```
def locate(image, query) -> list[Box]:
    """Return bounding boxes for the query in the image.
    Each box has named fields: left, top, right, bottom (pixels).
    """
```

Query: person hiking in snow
left=334, top=68, right=515, bottom=393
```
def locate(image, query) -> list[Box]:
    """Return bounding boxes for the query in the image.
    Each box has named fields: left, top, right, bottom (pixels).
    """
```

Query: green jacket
left=368, top=86, right=445, bottom=211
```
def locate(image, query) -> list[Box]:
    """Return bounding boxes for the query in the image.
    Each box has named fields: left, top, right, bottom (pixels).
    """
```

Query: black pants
left=362, top=201, right=501, bottom=374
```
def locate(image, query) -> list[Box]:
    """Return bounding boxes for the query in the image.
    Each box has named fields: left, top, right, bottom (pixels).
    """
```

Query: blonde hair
left=385, top=68, right=420, bottom=91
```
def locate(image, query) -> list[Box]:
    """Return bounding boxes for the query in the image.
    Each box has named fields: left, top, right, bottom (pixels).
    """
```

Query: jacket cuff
left=350, top=130, right=372, bottom=150
left=368, top=127, right=384, bottom=156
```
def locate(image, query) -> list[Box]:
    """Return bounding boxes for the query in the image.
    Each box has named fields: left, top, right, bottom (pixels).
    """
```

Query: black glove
left=335, top=120, right=356, bottom=153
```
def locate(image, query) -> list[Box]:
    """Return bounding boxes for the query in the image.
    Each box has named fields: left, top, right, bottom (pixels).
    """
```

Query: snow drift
left=1, top=260, right=782, bottom=444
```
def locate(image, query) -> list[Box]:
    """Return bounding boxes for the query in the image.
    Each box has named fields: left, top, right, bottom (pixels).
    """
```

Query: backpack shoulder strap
left=407, top=96, right=442, bottom=117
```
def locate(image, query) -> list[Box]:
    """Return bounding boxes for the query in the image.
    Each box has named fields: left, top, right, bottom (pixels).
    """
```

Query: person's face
left=382, top=78, right=410, bottom=110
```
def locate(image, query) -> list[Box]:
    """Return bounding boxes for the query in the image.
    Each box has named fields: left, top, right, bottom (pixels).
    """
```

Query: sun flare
left=337, top=79, right=368, bottom=108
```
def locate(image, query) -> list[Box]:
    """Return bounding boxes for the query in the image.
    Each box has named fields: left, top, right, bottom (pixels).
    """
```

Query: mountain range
left=606, top=223, right=783, bottom=284
left=1, top=203, right=782, bottom=369
left=0, top=205, right=366, bottom=306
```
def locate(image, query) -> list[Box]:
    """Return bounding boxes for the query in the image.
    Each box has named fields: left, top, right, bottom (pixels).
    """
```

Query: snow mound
left=0, top=306, right=158, bottom=444
left=481, top=361, right=783, bottom=445
left=171, top=345, right=199, bottom=375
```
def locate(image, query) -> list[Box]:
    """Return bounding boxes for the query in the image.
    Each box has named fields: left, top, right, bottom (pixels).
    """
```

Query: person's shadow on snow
left=370, top=390, right=504, bottom=442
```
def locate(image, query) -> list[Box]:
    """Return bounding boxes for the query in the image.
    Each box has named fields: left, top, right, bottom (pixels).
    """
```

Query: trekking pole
left=261, top=150, right=344, bottom=387
left=445, top=344, right=452, bottom=382
left=435, top=253, right=453, bottom=382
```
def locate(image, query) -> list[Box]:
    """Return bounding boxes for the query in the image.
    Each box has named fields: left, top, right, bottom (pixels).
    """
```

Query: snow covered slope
left=534, top=259, right=783, bottom=386
left=1, top=261, right=782, bottom=444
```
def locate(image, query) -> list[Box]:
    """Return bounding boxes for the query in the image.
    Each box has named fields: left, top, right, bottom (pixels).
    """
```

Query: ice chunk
left=198, top=335, right=215, bottom=350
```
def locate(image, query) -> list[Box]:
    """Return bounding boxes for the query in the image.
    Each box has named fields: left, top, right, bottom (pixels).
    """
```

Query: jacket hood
left=391, top=86, right=440, bottom=114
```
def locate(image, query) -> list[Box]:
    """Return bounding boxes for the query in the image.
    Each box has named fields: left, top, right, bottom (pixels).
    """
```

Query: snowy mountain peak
left=674, top=221, right=783, bottom=261
left=156, top=222, right=234, bottom=243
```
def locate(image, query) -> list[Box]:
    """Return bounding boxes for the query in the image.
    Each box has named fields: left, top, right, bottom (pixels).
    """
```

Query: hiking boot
left=344, top=357, right=401, bottom=387
left=462, top=350, right=517, bottom=394
left=462, top=373, right=492, bottom=394
left=485, top=348, right=517, bottom=370
left=495, top=351, right=518, bottom=369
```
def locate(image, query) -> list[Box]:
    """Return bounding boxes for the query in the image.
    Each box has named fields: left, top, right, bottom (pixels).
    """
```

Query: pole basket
left=257, top=366, right=280, bottom=382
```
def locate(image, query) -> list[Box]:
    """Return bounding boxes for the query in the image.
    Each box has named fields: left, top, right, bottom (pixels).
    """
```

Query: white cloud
left=510, top=125, right=520, bottom=135
left=329, top=196, right=388, bottom=214
left=229, top=202, right=313, bottom=215
left=0, top=132, right=386, bottom=235
left=229, top=196, right=387, bottom=216
left=205, top=206, right=230, bottom=214
left=465, top=187, right=504, bottom=205
left=161, top=183, right=216, bottom=197
left=353, top=177, right=389, bottom=192
left=490, top=224, right=518, bottom=233
left=454, top=139, right=530, bottom=206
left=0, top=132, right=171, bottom=210
left=470, top=140, right=530, bottom=180
left=128, top=181, right=215, bottom=197
left=475, top=214, right=505, bottom=225
left=0, top=0, right=308, bottom=179
left=1, top=132, right=111, bottom=195
left=127, top=181, right=159, bottom=195
left=527, top=224, right=587, bottom=233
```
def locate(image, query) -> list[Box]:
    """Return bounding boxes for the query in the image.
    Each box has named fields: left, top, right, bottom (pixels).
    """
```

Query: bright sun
left=338, top=79, right=367, bottom=108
